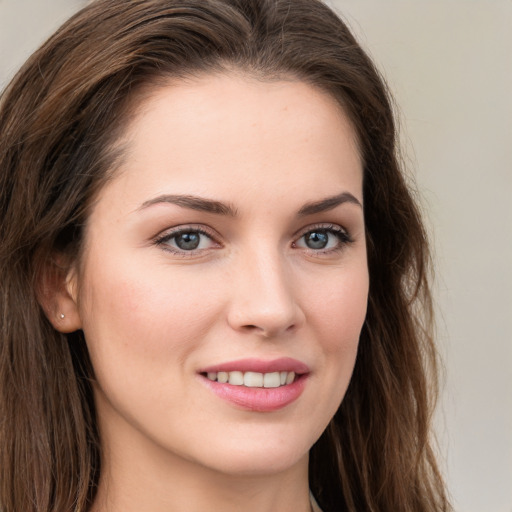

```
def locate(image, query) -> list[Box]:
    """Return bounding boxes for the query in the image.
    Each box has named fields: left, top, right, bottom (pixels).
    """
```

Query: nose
left=226, top=248, right=305, bottom=338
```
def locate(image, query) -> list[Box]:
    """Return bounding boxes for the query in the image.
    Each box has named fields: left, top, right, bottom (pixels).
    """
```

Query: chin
left=184, top=429, right=314, bottom=477
left=206, top=450, right=308, bottom=478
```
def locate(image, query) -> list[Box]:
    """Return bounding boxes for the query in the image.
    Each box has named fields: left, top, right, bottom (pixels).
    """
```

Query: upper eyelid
left=293, top=222, right=349, bottom=239
left=153, top=226, right=221, bottom=257
left=292, top=223, right=354, bottom=251
left=154, top=223, right=349, bottom=238
left=154, top=224, right=219, bottom=242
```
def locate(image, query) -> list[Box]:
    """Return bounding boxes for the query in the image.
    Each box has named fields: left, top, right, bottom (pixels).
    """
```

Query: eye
left=155, top=226, right=218, bottom=254
left=294, top=225, right=352, bottom=252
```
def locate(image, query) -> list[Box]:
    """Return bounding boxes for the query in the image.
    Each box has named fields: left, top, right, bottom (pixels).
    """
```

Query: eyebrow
left=138, top=191, right=362, bottom=217
left=139, top=194, right=238, bottom=216
left=297, top=192, right=362, bottom=216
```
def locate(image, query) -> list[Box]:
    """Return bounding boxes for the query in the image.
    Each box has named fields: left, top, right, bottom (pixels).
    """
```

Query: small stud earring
left=60, top=313, right=65, bottom=319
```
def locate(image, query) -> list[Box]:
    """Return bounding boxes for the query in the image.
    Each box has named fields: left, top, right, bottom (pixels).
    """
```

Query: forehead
left=96, top=73, right=363, bottom=212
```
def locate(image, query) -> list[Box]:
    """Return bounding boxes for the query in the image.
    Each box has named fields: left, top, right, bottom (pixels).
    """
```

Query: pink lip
left=198, top=358, right=310, bottom=413
left=199, top=357, right=309, bottom=374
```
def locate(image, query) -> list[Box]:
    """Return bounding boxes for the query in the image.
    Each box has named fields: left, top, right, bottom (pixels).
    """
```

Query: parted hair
left=0, top=0, right=449, bottom=510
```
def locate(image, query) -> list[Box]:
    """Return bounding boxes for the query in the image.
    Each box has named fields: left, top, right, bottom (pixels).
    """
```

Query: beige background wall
left=328, top=3, right=512, bottom=512
left=1, top=1, right=511, bottom=511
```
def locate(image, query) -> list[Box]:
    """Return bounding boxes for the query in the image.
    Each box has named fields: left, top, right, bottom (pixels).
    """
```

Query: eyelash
left=154, top=225, right=219, bottom=256
left=154, top=223, right=353, bottom=257
left=293, top=223, right=354, bottom=255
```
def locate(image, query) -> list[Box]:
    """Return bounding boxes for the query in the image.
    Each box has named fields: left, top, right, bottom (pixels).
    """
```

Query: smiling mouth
left=199, top=360, right=308, bottom=411
left=202, top=371, right=297, bottom=388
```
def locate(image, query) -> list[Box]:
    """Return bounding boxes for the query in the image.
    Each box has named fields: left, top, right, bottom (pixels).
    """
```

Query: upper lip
left=199, top=357, right=309, bottom=375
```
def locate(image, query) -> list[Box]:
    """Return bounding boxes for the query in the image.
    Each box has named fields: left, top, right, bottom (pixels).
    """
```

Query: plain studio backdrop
left=1, top=1, right=511, bottom=511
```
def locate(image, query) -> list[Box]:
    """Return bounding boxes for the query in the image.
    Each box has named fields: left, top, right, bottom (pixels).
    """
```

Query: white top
left=310, top=492, right=323, bottom=512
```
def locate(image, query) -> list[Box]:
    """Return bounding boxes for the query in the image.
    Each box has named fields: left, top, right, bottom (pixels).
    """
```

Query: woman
left=0, top=0, right=450, bottom=511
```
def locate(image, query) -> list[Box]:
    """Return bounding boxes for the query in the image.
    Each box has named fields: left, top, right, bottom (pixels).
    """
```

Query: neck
left=91, top=451, right=311, bottom=512
left=90, top=404, right=311, bottom=512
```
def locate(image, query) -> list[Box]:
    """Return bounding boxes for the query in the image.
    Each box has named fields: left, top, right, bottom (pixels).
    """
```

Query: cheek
left=289, top=262, right=368, bottom=438
left=304, top=261, right=368, bottom=398
left=304, top=264, right=369, bottom=351
left=77, top=253, right=223, bottom=382
left=75, top=254, right=231, bottom=444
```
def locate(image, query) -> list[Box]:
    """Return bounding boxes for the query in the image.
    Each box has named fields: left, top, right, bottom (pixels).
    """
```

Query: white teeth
left=285, top=371, right=295, bottom=385
left=205, top=370, right=297, bottom=388
left=228, top=371, right=244, bottom=386
left=244, top=372, right=263, bottom=387
left=263, top=372, right=281, bottom=388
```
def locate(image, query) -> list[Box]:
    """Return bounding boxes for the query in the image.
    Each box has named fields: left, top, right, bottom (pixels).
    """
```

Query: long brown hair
left=0, top=1, right=449, bottom=510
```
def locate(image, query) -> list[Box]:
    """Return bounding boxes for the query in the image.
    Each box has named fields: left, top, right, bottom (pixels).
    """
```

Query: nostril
left=240, top=322, right=297, bottom=338
left=242, top=324, right=271, bottom=337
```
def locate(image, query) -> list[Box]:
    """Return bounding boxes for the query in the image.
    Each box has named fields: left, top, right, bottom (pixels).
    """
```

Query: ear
left=37, top=256, right=82, bottom=333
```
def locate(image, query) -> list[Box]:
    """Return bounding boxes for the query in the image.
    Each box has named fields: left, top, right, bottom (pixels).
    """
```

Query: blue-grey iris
left=305, top=231, right=328, bottom=249
left=176, top=232, right=201, bottom=250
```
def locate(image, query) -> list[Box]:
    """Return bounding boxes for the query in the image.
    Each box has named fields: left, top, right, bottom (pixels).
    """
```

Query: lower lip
left=200, top=375, right=308, bottom=412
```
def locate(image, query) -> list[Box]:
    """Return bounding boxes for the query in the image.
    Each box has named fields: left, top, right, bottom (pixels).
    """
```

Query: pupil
left=176, top=232, right=200, bottom=250
left=306, top=231, right=328, bottom=249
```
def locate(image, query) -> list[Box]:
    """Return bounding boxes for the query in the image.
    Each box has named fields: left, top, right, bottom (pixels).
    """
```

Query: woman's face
left=73, top=74, right=368, bottom=477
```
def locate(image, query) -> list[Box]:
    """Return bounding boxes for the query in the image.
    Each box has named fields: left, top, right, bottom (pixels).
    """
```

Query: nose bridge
left=227, top=241, right=303, bottom=336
